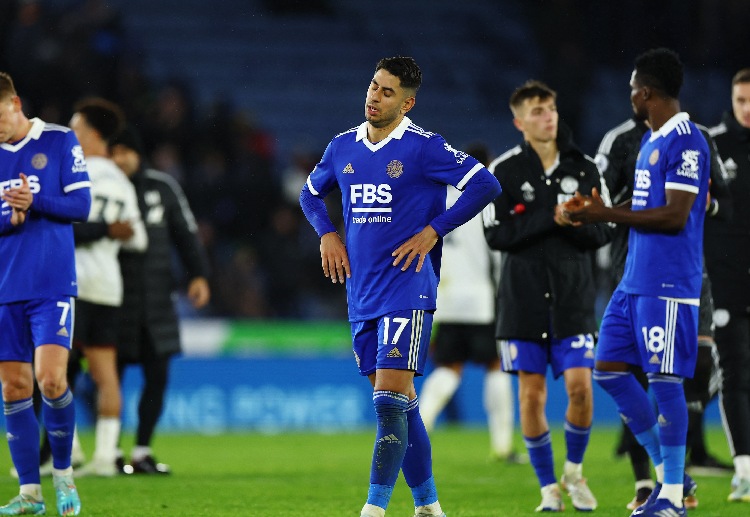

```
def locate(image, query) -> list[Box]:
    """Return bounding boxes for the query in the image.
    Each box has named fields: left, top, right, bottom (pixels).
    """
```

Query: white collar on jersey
left=1, top=118, right=45, bottom=152
left=649, top=112, right=690, bottom=142
left=355, top=116, right=411, bottom=150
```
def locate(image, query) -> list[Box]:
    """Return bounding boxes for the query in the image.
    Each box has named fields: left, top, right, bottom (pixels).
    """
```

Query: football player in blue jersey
left=566, top=48, right=709, bottom=517
left=0, top=71, right=90, bottom=516
left=300, top=56, right=502, bottom=517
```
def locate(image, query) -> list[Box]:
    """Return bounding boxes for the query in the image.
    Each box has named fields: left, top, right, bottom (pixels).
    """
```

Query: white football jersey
left=75, top=156, right=147, bottom=306
left=434, top=185, right=497, bottom=324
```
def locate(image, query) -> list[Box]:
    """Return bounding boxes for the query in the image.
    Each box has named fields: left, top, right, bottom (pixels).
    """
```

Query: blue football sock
left=367, top=390, right=409, bottom=509
left=4, top=398, right=40, bottom=485
left=525, top=431, right=556, bottom=487
left=594, top=369, right=662, bottom=465
left=402, top=397, right=438, bottom=506
left=564, top=420, right=591, bottom=465
left=648, top=373, right=687, bottom=485
left=42, top=388, right=75, bottom=470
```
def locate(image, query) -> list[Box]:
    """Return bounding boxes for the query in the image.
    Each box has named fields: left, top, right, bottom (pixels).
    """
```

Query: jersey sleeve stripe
left=306, top=176, right=320, bottom=196
left=456, top=163, right=484, bottom=190
left=63, top=181, right=92, bottom=192
left=664, top=181, right=699, bottom=194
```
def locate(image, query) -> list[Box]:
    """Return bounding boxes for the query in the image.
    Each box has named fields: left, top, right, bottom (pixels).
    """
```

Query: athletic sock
left=484, top=369, right=513, bottom=457
left=402, top=397, right=438, bottom=506
left=367, top=390, right=409, bottom=509
left=525, top=431, right=556, bottom=487
left=648, top=373, right=687, bottom=491
left=42, top=388, right=75, bottom=470
left=94, top=417, right=121, bottom=464
left=418, top=367, right=460, bottom=432
left=4, top=398, right=41, bottom=485
left=564, top=420, right=591, bottom=466
left=594, top=369, right=663, bottom=468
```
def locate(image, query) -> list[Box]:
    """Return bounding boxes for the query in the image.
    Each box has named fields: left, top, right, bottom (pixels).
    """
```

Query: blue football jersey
left=0, top=118, right=92, bottom=303
left=620, top=113, right=709, bottom=299
left=305, top=117, right=486, bottom=321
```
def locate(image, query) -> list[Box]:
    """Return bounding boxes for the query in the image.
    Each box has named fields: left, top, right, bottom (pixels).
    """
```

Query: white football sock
left=419, top=367, right=460, bottom=431
left=484, top=369, right=513, bottom=457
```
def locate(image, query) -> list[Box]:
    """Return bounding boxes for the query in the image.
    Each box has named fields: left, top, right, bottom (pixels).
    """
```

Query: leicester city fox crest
left=31, top=153, right=48, bottom=170
left=386, top=160, right=404, bottom=178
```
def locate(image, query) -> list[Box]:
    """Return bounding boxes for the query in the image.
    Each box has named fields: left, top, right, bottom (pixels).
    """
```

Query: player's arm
left=164, top=178, right=211, bottom=293
left=703, top=130, right=733, bottom=221
left=567, top=187, right=695, bottom=232
left=393, top=168, right=501, bottom=273
left=119, top=185, right=148, bottom=252
left=300, top=183, right=349, bottom=284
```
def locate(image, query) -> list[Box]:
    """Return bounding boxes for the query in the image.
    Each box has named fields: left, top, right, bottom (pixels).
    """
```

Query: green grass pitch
left=0, top=427, right=743, bottom=516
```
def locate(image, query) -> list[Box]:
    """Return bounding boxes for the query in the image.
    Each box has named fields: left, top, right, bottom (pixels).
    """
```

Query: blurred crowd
left=0, top=0, right=348, bottom=320
left=2, top=0, right=747, bottom=321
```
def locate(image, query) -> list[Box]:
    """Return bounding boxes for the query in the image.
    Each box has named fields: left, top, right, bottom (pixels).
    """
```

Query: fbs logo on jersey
left=342, top=163, right=354, bottom=174
left=386, top=347, right=402, bottom=358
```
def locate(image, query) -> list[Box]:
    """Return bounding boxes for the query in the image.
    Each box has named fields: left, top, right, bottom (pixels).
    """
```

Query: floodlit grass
left=0, top=427, right=742, bottom=516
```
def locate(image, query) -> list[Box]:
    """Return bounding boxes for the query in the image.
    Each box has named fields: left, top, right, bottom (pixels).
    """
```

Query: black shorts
left=73, top=300, right=119, bottom=348
left=431, top=322, right=498, bottom=365
left=699, top=266, right=714, bottom=338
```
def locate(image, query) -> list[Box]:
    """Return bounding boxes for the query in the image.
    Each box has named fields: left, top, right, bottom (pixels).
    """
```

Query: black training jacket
left=117, top=167, right=210, bottom=362
left=706, top=112, right=750, bottom=313
left=484, top=124, right=612, bottom=340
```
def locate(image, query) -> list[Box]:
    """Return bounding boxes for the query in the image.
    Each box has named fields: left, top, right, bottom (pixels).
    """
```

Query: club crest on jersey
left=520, top=181, right=535, bottom=202
left=342, top=163, right=354, bottom=174
left=649, top=149, right=659, bottom=165
left=386, top=160, right=404, bottom=178
left=443, top=142, right=469, bottom=164
left=31, top=153, right=48, bottom=170
left=560, top=176, right=579, bottom=194
left=722, top=157, right=737, bottom=180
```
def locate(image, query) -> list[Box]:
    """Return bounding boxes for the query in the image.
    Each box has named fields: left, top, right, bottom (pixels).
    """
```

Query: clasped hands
left=1, top=173, right=33, bottom=226
left=555, top=187, right=606, bottom=226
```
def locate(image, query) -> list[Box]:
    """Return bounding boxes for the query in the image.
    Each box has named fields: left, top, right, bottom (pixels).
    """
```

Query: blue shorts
left=0, top=297, right=75, bottom=362
left=597, top=289, right=698, bottom=378
left=352, top=309, right=433, bottom=376
left=498, top=333, right=595, bottom=379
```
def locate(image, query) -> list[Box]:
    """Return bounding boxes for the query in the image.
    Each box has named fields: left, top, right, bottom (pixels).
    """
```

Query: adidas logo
left=57, top=327, right=69, bottom=337
left=386, top=347, right=402, bottom=358
left=649, top=354, right=660, bottom=364
left=584, top=350, right=594, bottom=359
left=653, top=507, right=682, bottom=517
left=657, top=414, right=669, bottom=427
left=342, top=163, right=355, bottom=174
left=378, top=433, right=402, bottom=445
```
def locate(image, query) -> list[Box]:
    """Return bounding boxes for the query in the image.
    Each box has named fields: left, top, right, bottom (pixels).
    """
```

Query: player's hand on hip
left=320, top=232, right=350, bottom=284
left=392, top=225, right=439, bottom=273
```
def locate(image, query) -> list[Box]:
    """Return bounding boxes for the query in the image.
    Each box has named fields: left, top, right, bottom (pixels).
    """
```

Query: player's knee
left=0, top=377, right=33, bottom=401
left=36, top=373, right=67, bottom=399
left=566, top=382, right=592, bottom=408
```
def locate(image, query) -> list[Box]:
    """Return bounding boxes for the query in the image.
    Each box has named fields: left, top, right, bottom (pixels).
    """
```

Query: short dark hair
left=509, top=80, right=556, bottom=114
left=375, top=56, right=422, bottom=92
left=634, top=48, right=683, bottom=99
left=73, top=97, right=125, bottom=144
left=732, top=68, right=750, bottom=87
left=0, top=71, right=17, bottom=101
